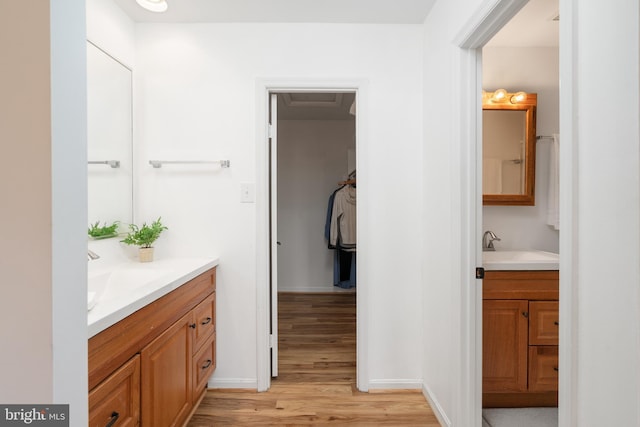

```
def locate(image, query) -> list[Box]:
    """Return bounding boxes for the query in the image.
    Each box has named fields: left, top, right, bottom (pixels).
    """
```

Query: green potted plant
left=121, top=217, right=168, bottom=262
left=88, top=221, right=120, bottom=239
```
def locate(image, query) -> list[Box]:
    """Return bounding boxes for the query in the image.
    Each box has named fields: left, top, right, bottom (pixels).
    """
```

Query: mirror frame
left=482, top=92, right=537, bottom=206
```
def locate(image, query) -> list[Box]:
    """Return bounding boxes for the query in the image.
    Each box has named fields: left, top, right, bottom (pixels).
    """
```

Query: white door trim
left=452, top=1, right=529, bottom=425
left=255, top=78, right=369, bottom=392
left=269, top=93, right=279, bottom=378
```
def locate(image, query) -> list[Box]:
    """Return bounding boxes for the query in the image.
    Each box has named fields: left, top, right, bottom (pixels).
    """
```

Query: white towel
left=546, top=134, right=560, bottom=230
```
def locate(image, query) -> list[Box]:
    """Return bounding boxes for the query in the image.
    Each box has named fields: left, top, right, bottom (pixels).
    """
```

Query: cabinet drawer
left=193, top=334, right=216, bottom=400
left=193, top=293, right=216, bottom=353
left=528, top=346, right=558, bottom=391
left=89, top=355, right=140, bottom=427
left=529, top=301, right=559, bottom=345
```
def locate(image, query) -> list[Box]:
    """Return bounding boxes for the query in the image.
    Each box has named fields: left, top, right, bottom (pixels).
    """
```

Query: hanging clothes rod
left=338, top=178, right=356, bottom=186
left=88, top=160, right=120, bottom=168
left=149, top=160, right=230, bottom=169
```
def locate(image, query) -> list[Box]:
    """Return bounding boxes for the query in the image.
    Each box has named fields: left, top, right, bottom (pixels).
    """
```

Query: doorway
left=452, top=0, right=563, bottom=425
left=271, top=91, right=357, bottom=381
left=256, top=81, right=368, bottom=392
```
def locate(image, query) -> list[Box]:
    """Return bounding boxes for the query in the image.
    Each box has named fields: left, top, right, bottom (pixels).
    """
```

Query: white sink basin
left=88, top=267, right=172, bottom=310
left=483, top=250, right=559, bottom=271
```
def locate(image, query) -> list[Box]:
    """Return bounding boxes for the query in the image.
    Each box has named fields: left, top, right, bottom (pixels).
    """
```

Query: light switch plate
left=240, top=183, right=255, bottom=203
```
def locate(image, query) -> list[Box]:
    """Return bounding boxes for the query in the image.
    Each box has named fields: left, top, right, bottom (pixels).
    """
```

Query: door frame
left=452, top=0, right=529, bottom=425
left=255, top=78, right=369, bottom=392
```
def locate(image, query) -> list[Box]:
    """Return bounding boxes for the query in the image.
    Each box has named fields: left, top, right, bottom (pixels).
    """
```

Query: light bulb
left=136, top=0, right=168, bottom=12
left=510, top=91, right=527, bottom=104
left=491, top=89, right=507, bottom=102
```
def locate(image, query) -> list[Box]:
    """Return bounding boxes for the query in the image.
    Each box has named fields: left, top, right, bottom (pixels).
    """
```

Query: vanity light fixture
left=136, top=0, right=168, bottom=12
left=484, top=89, right=528, bottom=104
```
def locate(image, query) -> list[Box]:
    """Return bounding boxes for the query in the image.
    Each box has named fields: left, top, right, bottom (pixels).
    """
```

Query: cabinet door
left=192, top=293, right=215, bottom=353
left=529, top=301, right=559, bottom=345
left=483, top=299, right=529, bottom=392
left=141, top=312, right=193, bottom=427
left=89, top=355, right=140, bottom=427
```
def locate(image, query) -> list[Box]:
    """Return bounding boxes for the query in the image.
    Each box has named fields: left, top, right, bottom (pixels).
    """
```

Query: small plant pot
left=139, top=247, right=154, bottom=263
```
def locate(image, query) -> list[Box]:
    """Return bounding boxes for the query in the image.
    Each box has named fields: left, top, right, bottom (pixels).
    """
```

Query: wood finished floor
left=188, top=292, right=440, bottom=426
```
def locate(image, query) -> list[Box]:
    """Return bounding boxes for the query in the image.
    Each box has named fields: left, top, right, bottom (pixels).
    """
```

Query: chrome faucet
left=88, top=249, right=100, bottom=261
left=483, top=230, right=501, bottom=251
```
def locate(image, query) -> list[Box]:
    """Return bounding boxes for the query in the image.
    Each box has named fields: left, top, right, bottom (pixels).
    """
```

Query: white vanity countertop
left=88, top=256, right=219, bottom=338
left=482, top=250, right=559, bottom=271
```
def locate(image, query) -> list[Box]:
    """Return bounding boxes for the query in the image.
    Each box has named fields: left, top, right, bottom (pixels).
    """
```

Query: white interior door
left=269, top=93, right=279, bottom=377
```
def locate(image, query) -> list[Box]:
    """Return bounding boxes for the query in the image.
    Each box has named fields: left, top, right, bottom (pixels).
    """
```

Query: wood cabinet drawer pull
left=522, top=311, right=529, bottom=318
left=202, top=359, right=212, bottom=370
left=553, top=367, right=559, bottom=372
left=554, top=321, right=559, bottom=326
left=189, top=323, right=197, bottom=329
left=201, top=317, right=212, bottom=326
left=105, top=411, right=119, bottom=427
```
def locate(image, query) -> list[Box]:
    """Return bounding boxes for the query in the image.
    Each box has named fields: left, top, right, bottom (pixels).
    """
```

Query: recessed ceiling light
left=136, top=0, right=168, bottom=13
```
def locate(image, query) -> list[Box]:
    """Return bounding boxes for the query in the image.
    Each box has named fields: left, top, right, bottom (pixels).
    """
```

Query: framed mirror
left=87, top=41, right=133, bottom=234
left=482, top=92, right=537, bottom=206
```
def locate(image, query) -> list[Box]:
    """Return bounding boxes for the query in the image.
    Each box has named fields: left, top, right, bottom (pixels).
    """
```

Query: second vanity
left=87, top=256, right=219, bottom=427
left=482, top=250, right=559, bottom=408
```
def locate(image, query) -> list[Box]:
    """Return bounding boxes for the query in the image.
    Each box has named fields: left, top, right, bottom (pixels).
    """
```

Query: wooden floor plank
left=188, top=292, right=440, bottom=426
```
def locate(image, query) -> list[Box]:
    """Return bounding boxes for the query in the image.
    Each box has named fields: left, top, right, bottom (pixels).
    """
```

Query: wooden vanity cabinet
left=89, top=267, right=216, bottom=427
left=483, top=270, right=559, bottom=408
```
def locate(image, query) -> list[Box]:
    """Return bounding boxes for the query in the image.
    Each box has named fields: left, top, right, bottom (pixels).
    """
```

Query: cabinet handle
left=202, top=359, right=212, bottom=370
left=201, top=317, right=212, bottom=326
left=553, top=367, right=559, bottom=372
left=189, top=323, right=197, bottom=329
left=522, top=311, right=529, bottom=318
left=105, top=411, right=119, bottom=427
left=554, top=321, right=559, bottom=326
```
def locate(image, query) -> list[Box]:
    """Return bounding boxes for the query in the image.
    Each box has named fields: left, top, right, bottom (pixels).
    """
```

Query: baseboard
left=207, top=378, right=258, bottom=389
left=368, top=379, right=423, bottom=389
left=422, top=383, right=452, bottom=427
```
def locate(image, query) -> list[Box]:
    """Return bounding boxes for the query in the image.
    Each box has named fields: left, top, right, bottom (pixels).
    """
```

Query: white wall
left=561, top=1, right=640, bottom=425
left=86, top=0, right=135, bottom=67
left=0, top=1, right=87, bottom=424
left=134, top=23, right=424, bottom=388
left=482, top=47, right=559, bottom=253
left=277, top=120, right=355, bottom=292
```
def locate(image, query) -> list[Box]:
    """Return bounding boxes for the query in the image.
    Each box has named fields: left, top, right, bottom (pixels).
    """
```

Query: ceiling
left=112, top=0, right=436, bottom=24
left=486, top=0, right=559, bottom=47
left=276, top=93, right=356, bottom=121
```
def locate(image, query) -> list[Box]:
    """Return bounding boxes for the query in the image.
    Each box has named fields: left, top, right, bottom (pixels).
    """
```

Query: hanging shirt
left=330, top=185, right=356, bottom=250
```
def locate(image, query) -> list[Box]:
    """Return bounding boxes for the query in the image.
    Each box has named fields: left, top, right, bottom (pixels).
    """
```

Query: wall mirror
left=87, top=41, right=133, bottom=234
left=483, top=91, right=537, bottom=206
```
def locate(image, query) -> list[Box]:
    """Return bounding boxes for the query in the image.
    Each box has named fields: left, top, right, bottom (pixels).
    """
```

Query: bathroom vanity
left=88, top=261, right=217, bottom=427
left=482, top=251, right=559, bottom=408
